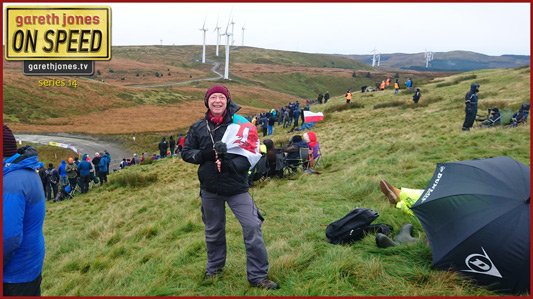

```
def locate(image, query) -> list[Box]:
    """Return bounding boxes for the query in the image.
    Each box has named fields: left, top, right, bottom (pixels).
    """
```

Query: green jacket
left=65, top=162, right=77, bottom=178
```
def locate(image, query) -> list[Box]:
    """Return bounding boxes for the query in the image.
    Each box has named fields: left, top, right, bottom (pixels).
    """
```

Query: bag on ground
left=325, top=208, right=380, bottom=244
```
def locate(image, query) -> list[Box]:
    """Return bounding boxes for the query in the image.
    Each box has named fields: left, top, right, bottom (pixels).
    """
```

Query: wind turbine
left=371, top=48, right=377, bottom=67
left=221, top=17, right=232, bottom=79
left=200, top=16, right=208, bottom=63
left=424, top=50, right=434, bottom=68
left=230, top=18, right=236, bottom=46
left=241, top=25, right=246, bottom=46
left=377, top=53, right=381, bottom=66
left=214, top=18, right=221, bottom=56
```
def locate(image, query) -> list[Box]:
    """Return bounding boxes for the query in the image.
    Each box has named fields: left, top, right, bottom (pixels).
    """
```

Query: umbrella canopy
left=411, top=156, right=530, bottom=294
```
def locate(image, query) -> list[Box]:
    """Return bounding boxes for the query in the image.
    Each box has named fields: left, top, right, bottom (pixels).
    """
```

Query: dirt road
left=15, top=134, right=132, bottom=171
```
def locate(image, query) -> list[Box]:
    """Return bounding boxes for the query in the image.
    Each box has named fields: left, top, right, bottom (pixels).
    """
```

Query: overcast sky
left=3, top=2, right=531, bottom=56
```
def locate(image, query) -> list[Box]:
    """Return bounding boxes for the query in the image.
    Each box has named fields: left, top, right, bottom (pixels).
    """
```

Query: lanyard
left=205, top=120, right=222, bottom=148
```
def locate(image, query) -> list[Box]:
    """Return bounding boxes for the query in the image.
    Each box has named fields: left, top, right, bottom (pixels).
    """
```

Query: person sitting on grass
left=480, top=107, right=501, bottom=127
left=379, top=179, right=424, bottom=217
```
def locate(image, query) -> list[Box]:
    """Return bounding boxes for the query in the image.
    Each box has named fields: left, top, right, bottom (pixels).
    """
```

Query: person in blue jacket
left=57, top=159, right=68, bottom=187
left=283, top=135, right=309, bottom=166
left=98, top=151, right=110, bottom=185
left=3, top=125, right=46, bottom=296
left=77, top=154, right=93, bottom=193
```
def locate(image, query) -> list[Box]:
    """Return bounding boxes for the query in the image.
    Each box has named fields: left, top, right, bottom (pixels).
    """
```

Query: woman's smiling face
left=208, top=93, right=227, bottom=117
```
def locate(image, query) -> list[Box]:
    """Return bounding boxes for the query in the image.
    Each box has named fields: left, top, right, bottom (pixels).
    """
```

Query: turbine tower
left=377, top=53, right=381, bottom=67
left=230, top=18, right=236, bottom=46
left=222, top=17, right=232, bottom=79
left=214, top=18, right=221, bottom=56
left=241, top=25, right=246, bottom=46
left=424, top=50, right=434, bottom=68
left=200, top=17, right=208, bottom=63
left=371, top=48, right=377, bottom=67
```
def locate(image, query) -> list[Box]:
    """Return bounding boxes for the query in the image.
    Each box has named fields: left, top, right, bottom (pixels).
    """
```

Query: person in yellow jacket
left=345, top=89, right=352, bottom=104
left=380, top=81, right=385, bottom=90
left=394, top=79, right=400, bottom=94
left=379, top=179, right=424, bottom=217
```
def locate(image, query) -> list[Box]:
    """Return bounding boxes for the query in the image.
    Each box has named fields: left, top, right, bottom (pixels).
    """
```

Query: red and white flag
left=304, top=111, right=324, bottom=123
left=221, top=119, right=261, bottom=170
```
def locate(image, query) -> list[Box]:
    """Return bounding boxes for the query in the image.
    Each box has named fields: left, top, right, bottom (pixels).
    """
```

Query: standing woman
left=181, top=85, right=278, bottom=290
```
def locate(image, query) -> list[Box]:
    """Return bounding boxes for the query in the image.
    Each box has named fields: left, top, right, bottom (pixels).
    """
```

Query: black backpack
left=45, top=169, right=58, bottom=185
left=326, top=208, right=387, bottom=245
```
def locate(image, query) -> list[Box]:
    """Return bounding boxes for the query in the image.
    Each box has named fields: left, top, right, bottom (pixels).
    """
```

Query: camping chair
left=475, top=108, right=490, bottom=123
left=283, top=147, right=310, bottom=176
left=311, top=142, right=324, bottom=168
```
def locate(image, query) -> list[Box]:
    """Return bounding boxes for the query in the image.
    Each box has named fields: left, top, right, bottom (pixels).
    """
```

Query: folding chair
left=312, top=142, right=324, bottom=168
left=283, top=147, right=309, bottom=176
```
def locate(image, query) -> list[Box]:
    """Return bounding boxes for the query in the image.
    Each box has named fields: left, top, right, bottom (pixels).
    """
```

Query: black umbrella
left=411, top=156, right=530, bottom=294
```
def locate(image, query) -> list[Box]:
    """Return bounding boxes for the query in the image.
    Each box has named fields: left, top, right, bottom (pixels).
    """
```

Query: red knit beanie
left=204, top=85, right=230, bottom=108
left=3, top=124, right=17, bottom=157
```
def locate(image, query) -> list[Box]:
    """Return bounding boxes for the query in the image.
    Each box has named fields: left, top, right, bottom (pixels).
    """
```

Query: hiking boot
left=379, top=180, right=401, bottom=205
left=251, top=279, right=279, bottom=290
left=393, top=223, right=418, bottom=245
left=204, top=269, right=223, bottom=280
left=376, top=233, right=398, bottom=248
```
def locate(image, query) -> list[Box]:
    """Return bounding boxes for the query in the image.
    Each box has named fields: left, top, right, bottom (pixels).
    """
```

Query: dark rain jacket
left=465, top=84, right=479, bottom=113
left=182, top=101, right=251, bottom=196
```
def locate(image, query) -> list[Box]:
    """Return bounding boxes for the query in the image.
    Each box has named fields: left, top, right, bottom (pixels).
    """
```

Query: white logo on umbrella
left=463, top=247, right=502, bottom=278
left=420, top=166, right=446, bottom=202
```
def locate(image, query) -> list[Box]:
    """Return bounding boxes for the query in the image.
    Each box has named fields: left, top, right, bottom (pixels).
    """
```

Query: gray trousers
left=200, top=189, right=269, bottom=284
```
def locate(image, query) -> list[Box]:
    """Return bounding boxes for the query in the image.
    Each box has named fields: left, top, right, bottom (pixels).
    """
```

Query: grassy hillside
left=226, top=47, right=373, bottom=70
left=3, top=45, right=442, bottom=134
left=39, top=66, right=530, bottom=296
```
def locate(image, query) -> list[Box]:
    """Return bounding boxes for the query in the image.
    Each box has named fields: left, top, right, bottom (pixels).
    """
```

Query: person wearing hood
left=44, top=163, right=60, bottom=201
left=76, top=154, right=93, bottom=193
left=3, top=125, right=46, bottom=296
left=177, top=133, right=186, bottom=154
left=462, top=83, right=480, bottom=131
left=303, top=131, right=320, bottom=162
left=57, top=160, right=68, bottom=188
left=98, top=151, right=110, bottom=185
left=481, top=107, right=501, bottom=127
left=182, top=85, right=278, bottom=290
left=412, top=88, right=421, bottom=104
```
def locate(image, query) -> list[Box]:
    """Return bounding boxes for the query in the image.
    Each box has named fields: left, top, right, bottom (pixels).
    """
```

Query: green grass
left=40, top=66, right=530, bottom=296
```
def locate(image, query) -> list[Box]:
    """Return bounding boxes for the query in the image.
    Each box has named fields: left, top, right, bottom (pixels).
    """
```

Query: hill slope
left=40, top=66, right=530, bottom=296
left=3, top=46, right=442, bottom=134
left=337, top=50, right=530, bottom=72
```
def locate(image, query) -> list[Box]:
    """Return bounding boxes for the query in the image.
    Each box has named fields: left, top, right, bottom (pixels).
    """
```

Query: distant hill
left=335, top=51, right=530, bottom=72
